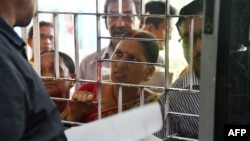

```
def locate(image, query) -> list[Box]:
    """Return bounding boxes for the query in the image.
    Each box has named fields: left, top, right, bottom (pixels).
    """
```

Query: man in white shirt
left=75, top=0, right=140, bottom=89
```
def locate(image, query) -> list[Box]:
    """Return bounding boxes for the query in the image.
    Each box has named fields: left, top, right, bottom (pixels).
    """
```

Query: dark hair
left=28, top=21, right=54, bottom=39
left=120, top=29, right=159, bottom=63
left=176, top=0, right=203, bottom=30
left=41, top=50, right=75, bottom=74
left=103, top=0, right=140, bottom=28
left=145, top=1, right=176, bottom=29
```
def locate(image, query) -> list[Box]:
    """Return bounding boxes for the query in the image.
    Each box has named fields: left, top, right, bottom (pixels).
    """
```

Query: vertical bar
left=139, top=87, right=145, bottom=106
left=74, top=14, right=80, bottom=82
left=21, top=28, right=27, bottom=41
left=141, top=0, right=145, bottom=15
left=164, top=91, right=170, bottom=140
left=188, top=18, right=195, bottom=89
left=118, top=85, right=123, bottom=113
left=53, top=13, right=60, bottom=79
left=33, top=13, right=41, bottom=75
left=21, top=27, right=29, bottom=59
left=118, top=0, right=122, bottom=14
left=96, top=0, right=102, bottom=120
left=164, top=1, right=172, bottom=137
left=164, top=0, right=170, bottom=87
left=199, top=0, right=219, bottom=140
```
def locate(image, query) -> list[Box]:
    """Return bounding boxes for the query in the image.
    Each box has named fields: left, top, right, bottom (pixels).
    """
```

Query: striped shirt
left=154, top=70, right=200, bottom=140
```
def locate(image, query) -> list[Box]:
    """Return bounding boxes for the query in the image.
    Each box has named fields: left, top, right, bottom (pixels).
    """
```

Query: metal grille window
left=19, top=0, right=205, bottom=140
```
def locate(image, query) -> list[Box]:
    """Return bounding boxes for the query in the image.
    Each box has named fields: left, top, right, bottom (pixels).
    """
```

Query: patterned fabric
left=154, top=70, right=200, bottom=140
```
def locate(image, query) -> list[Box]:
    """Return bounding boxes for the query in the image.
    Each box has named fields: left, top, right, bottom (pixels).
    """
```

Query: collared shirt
left=154, top=70, right=200, bottom=140
left=0, top=18, right=66, bottom=141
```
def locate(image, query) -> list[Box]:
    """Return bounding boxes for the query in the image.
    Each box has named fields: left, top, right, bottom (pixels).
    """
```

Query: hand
left=70, top=91, right=97, bottom=114
left=61, top=91, right=98, bottom=122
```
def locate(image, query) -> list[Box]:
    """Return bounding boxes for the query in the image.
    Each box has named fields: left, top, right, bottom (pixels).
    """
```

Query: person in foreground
left=61, top=30, right=160, bottom=122
left=154, top=0, right=203, bottom=140
left=41, top=50, right=75, bottom=114
left=0, top=0, right=66, bottom=140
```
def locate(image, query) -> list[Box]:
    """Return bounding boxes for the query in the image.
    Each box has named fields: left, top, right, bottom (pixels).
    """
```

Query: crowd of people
left=0, top=0, right=205, bottom=140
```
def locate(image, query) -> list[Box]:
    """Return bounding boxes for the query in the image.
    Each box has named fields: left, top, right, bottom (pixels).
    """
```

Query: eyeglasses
left=178, top=32, right=202, bottom=46
left=40, top=34, right=54, bottom=41
left=107, top=14, right=134, bottom=23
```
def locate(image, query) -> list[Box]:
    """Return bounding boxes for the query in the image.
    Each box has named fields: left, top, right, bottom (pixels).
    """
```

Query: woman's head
left=41, top=50, right=75, bottom=112
left=110, top=29, right=159, bottom=84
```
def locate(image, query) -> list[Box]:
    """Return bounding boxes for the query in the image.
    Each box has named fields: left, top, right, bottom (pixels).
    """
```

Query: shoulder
left=79, top=47, right=110, bottom=65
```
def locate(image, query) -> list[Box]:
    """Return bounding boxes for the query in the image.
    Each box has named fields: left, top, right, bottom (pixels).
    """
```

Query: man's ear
left=143, top=24, right=155, bottom=32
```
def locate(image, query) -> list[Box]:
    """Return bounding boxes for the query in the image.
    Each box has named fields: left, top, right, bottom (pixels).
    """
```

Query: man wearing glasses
left=154, top=0, right=203, bottom=140
left=27, top=21, right=54, bottom=65
left=75, top=0, right=141, bottom=89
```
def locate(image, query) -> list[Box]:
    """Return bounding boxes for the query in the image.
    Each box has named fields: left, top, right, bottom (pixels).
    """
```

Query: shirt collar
left=100, top=43, right=114, bottom=59
left=0, top=17, right=26, bottom=49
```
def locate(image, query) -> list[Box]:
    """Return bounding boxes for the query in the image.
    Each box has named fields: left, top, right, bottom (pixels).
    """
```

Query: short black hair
left=41, top=50, right=75, bottom=74
left=28, top=21, right=54, bottom=39
left=176, top=0, right=203, bottom=30
left=144, top=1, right=176, bottom=29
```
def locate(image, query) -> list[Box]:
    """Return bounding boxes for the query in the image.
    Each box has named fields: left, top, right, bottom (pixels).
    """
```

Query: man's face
left=178, top=12, right=203, bottom=76
left=28, top=25, right=54, bottom=53
left=149, top=21, right=166, bottom=50
left=106, top=0, right=139, bottom=47
left=39, top=26, right=54, bottom=53
left=144, top=18, right=175, bottom=50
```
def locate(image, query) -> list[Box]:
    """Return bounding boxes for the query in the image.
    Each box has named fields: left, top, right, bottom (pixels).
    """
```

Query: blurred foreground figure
left=0, top=0, right=67, bottom=140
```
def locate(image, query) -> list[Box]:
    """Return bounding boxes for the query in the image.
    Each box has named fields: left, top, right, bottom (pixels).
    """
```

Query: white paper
left=65, top=102, right=163, bottom=141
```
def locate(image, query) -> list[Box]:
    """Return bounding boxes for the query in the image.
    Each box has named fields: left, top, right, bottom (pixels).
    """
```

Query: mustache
left=111, top=27, right=129, bottom=36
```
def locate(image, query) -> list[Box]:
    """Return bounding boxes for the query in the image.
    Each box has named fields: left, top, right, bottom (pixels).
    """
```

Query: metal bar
left=96, top=0, right=102, bottom=120
left=166, top=135, right=199, bottom=141
left=53, top=13, right=60, bottom=79
left=199, top=0, right=220, bottom=140
left=33, top=13, right=41, bottom=75
left=188, top=18, right=195, bottom=90
left=37, top=10, right=201, bottom=19
left=139, top=88, right=145, bottom=106
left=74, top=14, right=80, bottom=82
left=101, top=59, right=165, bottom=67
left=164, top=0, right=170, bottom=87
left=118, top=85, right=123, bottom=113
left=118, top=0, right=122, bottom=14
left=99, top=36, right=165, bottom=41
left=168, top=112, right=199, bottom=118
